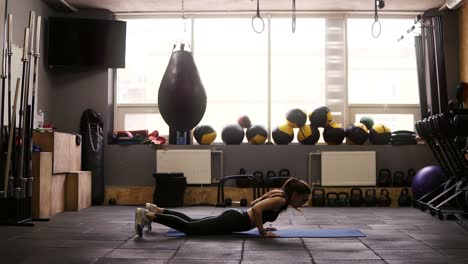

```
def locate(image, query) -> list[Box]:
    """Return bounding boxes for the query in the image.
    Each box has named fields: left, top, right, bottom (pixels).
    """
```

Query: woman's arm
left=250, top=196, right=286, bottom=237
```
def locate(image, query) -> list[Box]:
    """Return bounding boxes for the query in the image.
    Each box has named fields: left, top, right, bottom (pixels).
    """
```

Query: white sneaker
left=134, top=208, right=150, bottom=237
left=145, top=203, right=159, bottom=230
left=145, top=203, right=158, bottom=213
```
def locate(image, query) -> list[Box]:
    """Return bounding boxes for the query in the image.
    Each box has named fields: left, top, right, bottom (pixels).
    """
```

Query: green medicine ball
left=286, top=108, right=307, bottom=128
left=194, top=125, right=217, bottom=145
left=246, top=125, right=268, bottom=144
left=221, top=124, right=245, bottom=145
left=272, top=124, right=294, bottom=145
left=369, top=124, right=391, bottom=145
left=309, top=106, right=332, bottom=128
left=323, top=122, right=345, bottom=145
left=297, top=124, right=320, bottom=145
left=360, top=116, right=375, bottom=131
left=346, top=122, right=369, bottom=145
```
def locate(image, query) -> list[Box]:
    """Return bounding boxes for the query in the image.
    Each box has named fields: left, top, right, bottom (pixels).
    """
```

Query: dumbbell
left=224, top=198, right=248, bottom=207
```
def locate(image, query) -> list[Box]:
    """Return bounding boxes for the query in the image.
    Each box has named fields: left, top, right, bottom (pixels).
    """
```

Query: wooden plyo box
left=51, top=174, right=66, bottom=215
left=32, top=152, right=52, bottom=218
left=33, top=132, right=81, bottom=174
left=65, top=171, right=92, bottom=211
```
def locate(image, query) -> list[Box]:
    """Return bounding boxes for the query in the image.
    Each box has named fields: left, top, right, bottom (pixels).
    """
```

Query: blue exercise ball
left=412, top=166, right=446, bottom=199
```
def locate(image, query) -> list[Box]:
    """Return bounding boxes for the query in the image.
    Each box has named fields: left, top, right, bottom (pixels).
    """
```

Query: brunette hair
left=250, top=177, right=311, bottom=208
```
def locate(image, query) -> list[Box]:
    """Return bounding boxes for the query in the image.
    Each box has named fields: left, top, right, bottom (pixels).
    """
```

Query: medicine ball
left=272, top=124, right=294, bottom=145
left=346, top=123, right=369, bottom=145
left=221, top=124, right=245, bottom=145
left=369, top=124, right=391, bottom=145
left=323, top=122, right=345, bottom=145
left=360, top=116, right=374, bottom=131
left=246, top=125, right=268, bottom=144
left=309, top=106, right=332, bottom=128
left=286, top=108, right=307, bottom=128
left=297, top=124, right=320, bottom=145
left=237, top=115, right=252, bottom=129
left=193, top=125, right=217, bottom=145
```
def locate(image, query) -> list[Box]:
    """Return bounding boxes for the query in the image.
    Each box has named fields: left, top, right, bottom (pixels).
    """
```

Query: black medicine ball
left=346, top=123, right=369, bottom=145
left=237, top=115, right=252, bottom=129
left=193, top=125, right=217, bottom=145
left=369, top=124, right=391, bottom=145
left=323, top=122, right=345, bottom=145
left=246, top=125, right=268, bottom=144
left=297, top=124, right=320, bottom=145
left=221, top=124, right=245, bottom=145
left=272, top=124, right=294, bottom=145
left=309, top=106, right=332, bottom=128
left=286, top=108, right=307, bottom=128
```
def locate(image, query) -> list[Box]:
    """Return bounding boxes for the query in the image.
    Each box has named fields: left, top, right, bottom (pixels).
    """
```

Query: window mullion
left=325, top=18, right=347, bottom=126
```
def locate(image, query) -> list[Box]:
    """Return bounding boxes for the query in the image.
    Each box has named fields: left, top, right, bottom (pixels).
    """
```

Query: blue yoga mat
left=165, top=229, right=366, bottom=238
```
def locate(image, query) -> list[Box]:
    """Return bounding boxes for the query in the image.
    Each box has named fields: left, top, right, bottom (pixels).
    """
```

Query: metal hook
left=252, top=0, right=264, bottom=33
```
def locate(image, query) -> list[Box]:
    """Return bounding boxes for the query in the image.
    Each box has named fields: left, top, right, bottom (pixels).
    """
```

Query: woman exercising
left=134, top=177, right=311, bottom=237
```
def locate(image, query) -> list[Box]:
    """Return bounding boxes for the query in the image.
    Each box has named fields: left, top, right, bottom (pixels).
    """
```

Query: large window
left=271, top=18, right=326, bottom=129
left=115, top=15, right=421, bottom=140
left=347, top=18, right=419, bottom=105
left=347, top=18, right=420, bottom=131
left=195, top=18, right=268, bottom=139
left=115, top=19, right=192, bottom=133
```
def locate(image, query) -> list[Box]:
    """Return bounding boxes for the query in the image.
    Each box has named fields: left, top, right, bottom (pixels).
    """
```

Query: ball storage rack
left=414, top=109, right=468, bottom=227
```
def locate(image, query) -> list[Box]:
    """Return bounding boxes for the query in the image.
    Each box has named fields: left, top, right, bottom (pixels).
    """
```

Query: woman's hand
left=265, top=226, right=277, bottom=231
left=262, top=231, right=280, bottom=238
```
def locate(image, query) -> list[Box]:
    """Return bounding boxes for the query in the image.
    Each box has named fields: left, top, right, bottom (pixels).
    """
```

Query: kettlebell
left=405, top=168, right=416, bottom=187
left=398, top=188, right=412, bottom=207
left=236, top=168, right=250, bottom=188
left=253, top=171, right=264, bottom=186
left=326, top=192, right=338, bottom=207
left=377, top=168, right=392, bottom=187
left=393, top=171, right=405, bottom=187
left=338, top=192, right=349, bottom=207
left=278, top=169, right=290, bottom=177
left=378, top=189, right=392, bottom=207
left=312, top=188, right=326, bottom=207
left=266, top=170, right=277, bottom=178
left=364, top=189, right=377, bottom=206
left=349, top=188, right=363, bottom=207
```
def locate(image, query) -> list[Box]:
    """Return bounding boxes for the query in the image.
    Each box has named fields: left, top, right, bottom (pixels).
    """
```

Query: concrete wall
left=106, top=144, right=437, bottom=186
left=8, top=0, right=55, bottom=121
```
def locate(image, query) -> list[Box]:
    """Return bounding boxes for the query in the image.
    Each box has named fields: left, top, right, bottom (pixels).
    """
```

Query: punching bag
left=80, top=109, right=104, bottom=205
left=158, top=44, right=207, bottom=131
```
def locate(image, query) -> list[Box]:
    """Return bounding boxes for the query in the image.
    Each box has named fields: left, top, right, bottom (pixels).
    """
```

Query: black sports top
left=260, top=193, right=288, bottom=223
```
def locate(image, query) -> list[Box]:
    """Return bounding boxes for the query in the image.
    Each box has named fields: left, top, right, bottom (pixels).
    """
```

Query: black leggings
left=154, top=208, right=252, bottom=235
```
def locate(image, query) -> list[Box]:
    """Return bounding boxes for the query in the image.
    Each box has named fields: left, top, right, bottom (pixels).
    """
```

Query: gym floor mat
left=165, top=229, right=366, bottom=238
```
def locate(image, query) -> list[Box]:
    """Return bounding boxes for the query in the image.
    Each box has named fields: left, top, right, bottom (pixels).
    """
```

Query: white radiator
left=321, top=151, right=376, bottom=186
left=156, top=149, right=211, bottom=184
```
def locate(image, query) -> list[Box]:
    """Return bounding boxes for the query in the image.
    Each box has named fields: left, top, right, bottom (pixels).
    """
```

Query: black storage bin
left=152, top=173, right=187, bottom=207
